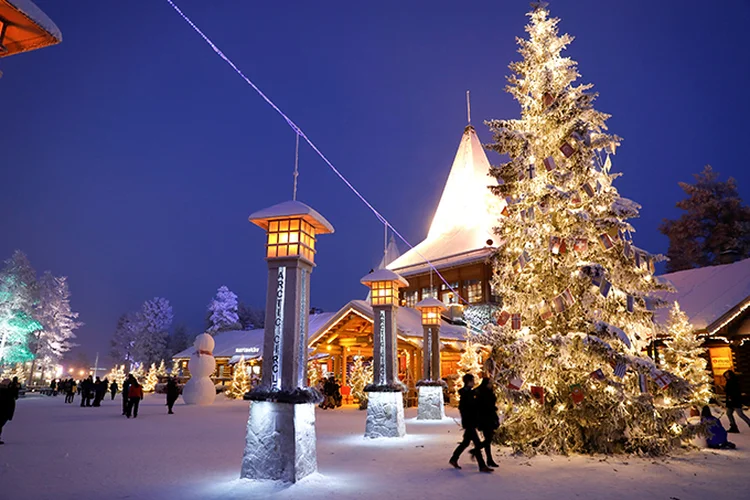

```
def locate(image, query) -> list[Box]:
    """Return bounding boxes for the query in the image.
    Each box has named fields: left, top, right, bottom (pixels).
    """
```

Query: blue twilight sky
left=2, top=1, right=749, bottom=362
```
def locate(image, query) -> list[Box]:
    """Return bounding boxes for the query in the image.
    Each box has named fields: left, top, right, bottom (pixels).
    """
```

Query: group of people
left=118, top=374, right=179, bottom=419
left=0, top=377, right=20, bottom=445
left=54, top=377, right=119, bottom=406
left=450, top=374, right=500, bottom=473
left=318, top=376, right=342, bottom=409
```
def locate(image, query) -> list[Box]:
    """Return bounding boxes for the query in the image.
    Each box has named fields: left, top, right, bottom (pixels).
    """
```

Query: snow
left=654, top=258, right=750, bottom=332
left=2, top=394, right=748, bottom=499
left=5, top=0, right=62, bottom=41
left=248, top=200, right=334, bottom=234
left=360, top=268, right=409, bottom=287
left=388, top=126, right=499, bottom=273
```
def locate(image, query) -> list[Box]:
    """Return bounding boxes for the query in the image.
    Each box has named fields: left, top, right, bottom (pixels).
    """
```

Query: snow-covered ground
left=1, top=394, right=748, bottom=499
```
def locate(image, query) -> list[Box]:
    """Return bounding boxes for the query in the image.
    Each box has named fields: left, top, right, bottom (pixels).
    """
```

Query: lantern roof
left=360, top=268, right=409, bottom=288
left=387, top=125, right=502, bottom=274
left=248, top=200, right=334, bottom=234
left=0, top=0, right=62, bottom=58
left=415, top=297, right=447, bottom=311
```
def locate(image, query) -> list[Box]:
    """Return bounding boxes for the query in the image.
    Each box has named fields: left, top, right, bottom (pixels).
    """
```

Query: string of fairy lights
left=164, top=0, right=471, bottom=306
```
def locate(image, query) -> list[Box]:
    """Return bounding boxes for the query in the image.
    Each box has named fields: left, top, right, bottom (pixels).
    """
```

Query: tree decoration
left=227, top=356, right=251, bottom=399
left=156, top=359, right=168, bottom=377
left=349, top=355, right=373, bottom=410
left=143, top=363, right=159, bottom=392
left=662, top=303, right=713, bottom=406
left=455, top=339, right=484, bottom=398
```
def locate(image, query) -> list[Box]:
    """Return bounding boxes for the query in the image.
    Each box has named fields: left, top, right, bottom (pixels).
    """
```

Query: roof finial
left=292, top=133, right=300, bottom=201
left=466, top=90, right=471, bottom=125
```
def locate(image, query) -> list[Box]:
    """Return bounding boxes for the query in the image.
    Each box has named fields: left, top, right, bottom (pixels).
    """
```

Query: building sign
left=426, top=327, right=433, bottom=380
left=378, top=309, right=386, bottom=385
left=271, top=266, right=286, bottom=390
left=709, top=346, right=734, bottom=386
left=235, top=347, right=260, bottom=354
left=297, top=267, right=308, bottom=387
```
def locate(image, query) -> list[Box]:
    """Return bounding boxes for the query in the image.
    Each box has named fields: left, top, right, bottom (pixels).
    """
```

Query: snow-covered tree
left=238, top=302, right=265, bottom=330
left=349, top=356, right=373, bottom=410
left=167, top=324, right=191, bottom=357
left=32, top=272, right=81, bottom=378
left=143, top=363, right=158, bottom=392
left=227, top=356, right=251, bottom=399
left=662, top=303, right=713, bottom=407
left=455, top=339, right=483, bottom=397
left=132, top=297, right=173, bottom=367
left=207, top=286, right=241, bottom=334
left=110, top=313, right=140, bottom=370
left=659, top=165, right=750, bottom=272
left=0, top=251, right=40, bottom=366
left=481, top=4, right=697, bottom=455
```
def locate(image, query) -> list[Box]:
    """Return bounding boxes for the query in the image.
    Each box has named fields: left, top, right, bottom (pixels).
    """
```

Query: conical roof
left=388, top=126, right=501, bottom=274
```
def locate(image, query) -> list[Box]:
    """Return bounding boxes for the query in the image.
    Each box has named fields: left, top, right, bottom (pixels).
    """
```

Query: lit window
left=421, top=287, right=437, bottom=300
left=265, top=217, right=317, bottom=263
left=403, top=290, right=418, bottom=308
left=465, top=280, right=483, bottom=304
left=371, top=281, right=399, bottom=306
left=440, top=282, right=459, bottom=304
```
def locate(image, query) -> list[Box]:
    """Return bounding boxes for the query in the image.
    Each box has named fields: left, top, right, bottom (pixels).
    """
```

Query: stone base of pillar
left=240, top=401, right=317, bottom=483
left=417, top=385, right=445, bottom=420
left=365, top=391, right=406, bottom=438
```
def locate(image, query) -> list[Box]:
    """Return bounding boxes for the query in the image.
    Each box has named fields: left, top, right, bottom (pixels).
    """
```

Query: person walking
left=0, top=379, right=17, bottom=445
left=122, top=374, right=133, bottom=416
left=473, top=377, right=500, bottom=468
left=166, top=377, right=179, bottom=415
left=449, top=374, right=492, bottom=473
left=51, top=379, right=57, bottom=396
left=92, top=377, right=103, bottom=407
left=110, top=381, right=118, bottom=400
left=69, top=380, right=77, bottom=404
left=125, top=379, right=143, bottom=419
left=724, top=370, right=750, bottom=433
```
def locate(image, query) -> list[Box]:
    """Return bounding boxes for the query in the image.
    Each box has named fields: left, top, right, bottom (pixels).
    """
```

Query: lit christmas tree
left=455, top=338, right=483, bottom=398
left=130, top=364, right=145, bottom=384
left=227, top=356, right=250, bottom=399
left=156, top=359, right=168, bottom=377
left=307, top=360, right=324, bottom=389
left=142, top=363, right=158, bottom=392
left=662, top=303, right=713, bottom=407
left=171, top=359, right=180, bottom=376
left=349, top=356, right=373, bottom=410
left=481, top=3, right=697, bottom=455
left=105, top=365, right=126, bottom=386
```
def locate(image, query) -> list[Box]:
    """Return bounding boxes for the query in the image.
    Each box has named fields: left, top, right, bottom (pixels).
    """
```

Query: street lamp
left=415, top=297, right=447, bottom=420
left=241, top=200, right=334, bottom=483
left=360, top=268, right=409, bottom=438
left=0, top=0, right=61, bottom=59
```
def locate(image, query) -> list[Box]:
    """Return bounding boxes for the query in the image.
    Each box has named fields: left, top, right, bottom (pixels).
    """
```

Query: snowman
left=182, top=333, right=216, bottom=405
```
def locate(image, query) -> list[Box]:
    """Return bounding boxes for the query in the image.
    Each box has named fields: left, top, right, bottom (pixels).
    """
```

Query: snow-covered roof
left=309, top=299, right=468, bottom=346
left=172, top=312, right=336, bottom=359
left=654, top=258, right=750, bottom=334
left=0, top=0, right=62, bottom=58
left=415, top=297, right=447, bottom=310
left=388, top=126, right=500, bottom=273
left=360, top=269, right=409, bottom=287
left=248, top=200, right=334, bottom=234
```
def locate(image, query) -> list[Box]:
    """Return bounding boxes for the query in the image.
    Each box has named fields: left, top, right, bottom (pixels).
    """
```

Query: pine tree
left=481, top=4, right=697, bottom=455
left=455, top=339, right=483, bottom=398
left=227, top=356, right=251, bottom=399
left=167, top=324, right=191, bottom=356
left=349, top=356, right=373, bottom=410
left=307, top=360, right=323, bottom=388
left=238, top=302, right=265, bottom=330
left=34, top=272, right=81, bottom=372
left=106, top=364, right=126, bottom=386
left=662, top=303, right=712, bottom=407
left=171, top=359, right=180, bottom=376
left=659, top=166, right=750, bottom=272
left=0, top=251, right=40, bottom=366
left=156, top=359, right=167, bottom=377
left=132, top=298, right=173, bottom=366
left=207, top=286, right=241, bottom=334
left=143, top=363, right=158, bottom=392
left=110, top=313, right=140, bottom=370
left=130, top=364, right=145, bottom=384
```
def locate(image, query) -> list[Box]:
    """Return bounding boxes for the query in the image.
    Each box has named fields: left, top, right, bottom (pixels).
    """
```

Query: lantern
left=361, top=269, right=409, bottom=307
left=415, top=297, right=447, bottom=326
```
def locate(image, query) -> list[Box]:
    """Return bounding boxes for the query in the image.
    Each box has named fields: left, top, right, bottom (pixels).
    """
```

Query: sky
left=2, top=1, right=749, bottom=364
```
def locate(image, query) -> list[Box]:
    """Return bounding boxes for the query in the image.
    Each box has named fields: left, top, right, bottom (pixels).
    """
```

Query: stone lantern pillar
left=360, top=269, right=409, bottom=438
left=241, top=200, right=334, bottom=483
left=415, top=297, right=447, bottom=420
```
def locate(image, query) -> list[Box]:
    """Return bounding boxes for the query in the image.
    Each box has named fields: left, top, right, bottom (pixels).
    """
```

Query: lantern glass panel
left=264, top=217, right=318, bottom=262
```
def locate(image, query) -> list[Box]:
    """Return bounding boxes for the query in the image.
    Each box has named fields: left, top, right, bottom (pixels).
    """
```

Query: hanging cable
left=164, top=0, right=469, bottom=305
left=292, top=133, right=300, bottom=201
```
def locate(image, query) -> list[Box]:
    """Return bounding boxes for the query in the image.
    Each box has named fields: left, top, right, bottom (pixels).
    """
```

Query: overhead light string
left=164, top=0, right=469, bottom=306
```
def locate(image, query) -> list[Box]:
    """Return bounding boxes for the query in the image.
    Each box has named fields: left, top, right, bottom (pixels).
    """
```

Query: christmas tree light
left=227, top=356, right=251, bottom=400
left=349, top=356, right=373, bottom=410
left=481, top=3, right=699, bottom=455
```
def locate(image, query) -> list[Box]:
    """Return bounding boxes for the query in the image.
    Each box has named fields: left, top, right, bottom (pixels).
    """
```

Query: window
left=371, top=281, right=398, bottom=306
left=421, top=287, right=437, bottom=300
left=403, top=290, right=418, bottom=308
left=465, top=280, right=483, bottom=304
left=440, top=282, right=459, bottom=304
left=266, top=218, right=317, bottom=262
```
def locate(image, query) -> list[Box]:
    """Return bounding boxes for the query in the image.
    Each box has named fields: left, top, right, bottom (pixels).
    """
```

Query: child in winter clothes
left=701, top=406, right=736, bottom=449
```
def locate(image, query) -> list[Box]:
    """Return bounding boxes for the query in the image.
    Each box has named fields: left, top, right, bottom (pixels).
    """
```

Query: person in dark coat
left=449, top=374, right=492, bottom=473
left=110, top=381, right=118, bottom=400
left=9, top=377, right=20, bottom=401
left=724, top=370, right=750, bottom=433
left=92, top=377, right=103, bottom=407
left=166, top=377, right=179, bottom=414
left=472, top=377, right=500, bottom=468
left=701, top=406, right=735, bottom=449
left=0, top=378, right=17, bottom=445
left=122, top=374, right=134, bottom=416
left=125, top=379, right=143, bottom=418
left=50, top=379, right=57, bottom=395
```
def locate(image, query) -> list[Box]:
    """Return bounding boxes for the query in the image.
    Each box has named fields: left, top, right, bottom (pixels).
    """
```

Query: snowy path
left=0, top=394, right=747, bottom=499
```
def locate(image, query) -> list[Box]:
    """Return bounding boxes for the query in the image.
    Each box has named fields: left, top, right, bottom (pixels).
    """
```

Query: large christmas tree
left=482, top=4, right=697, bottom=455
